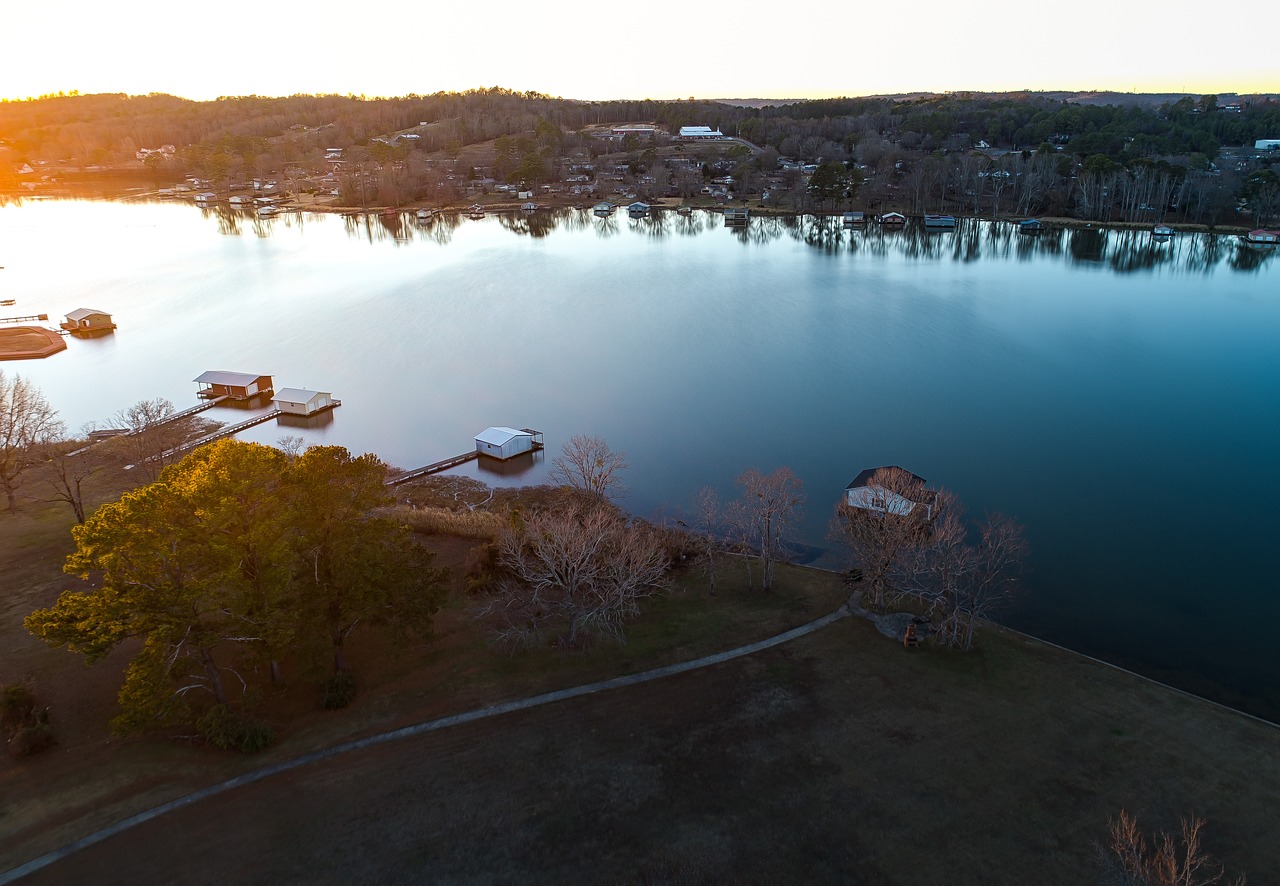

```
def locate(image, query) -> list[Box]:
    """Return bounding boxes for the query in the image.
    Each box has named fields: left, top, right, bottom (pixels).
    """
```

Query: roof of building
left=273, top=388, right=328, bottom=402
left=679, top=126, right=724, bottom=137
left=194, top=370, right=269, bottom=386
left=846, top=466, right=928, bottom=490
left=475, top=426, right=531, bottom=446
left=64, top=308, right=110, bottom=321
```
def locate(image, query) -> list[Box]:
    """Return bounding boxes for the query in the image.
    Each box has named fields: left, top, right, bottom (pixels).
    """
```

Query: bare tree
left=43, top=433, right=108, bottom=523
left=830, top=466, right=935, bottom=607
left=734, top=467, right=803, bottom=592
left=481, top=502, right=668, bottom=648
left=0, top=371, right=65, bottom=513
left=549, top=434, right=629, bottom=500
left=894, top=491, right=1027, bottom=650
left=101, top=398, right=218, bottom=482
left=1098, top=809, right=1245, bottom=886
left=689, top=485, right=723, bottom=596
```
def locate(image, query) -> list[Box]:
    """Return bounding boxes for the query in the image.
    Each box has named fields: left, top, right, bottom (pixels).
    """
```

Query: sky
left=4, top=0, right=1276, bottom=102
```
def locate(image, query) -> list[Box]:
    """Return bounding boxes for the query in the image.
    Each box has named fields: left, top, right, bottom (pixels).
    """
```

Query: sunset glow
left=6, top=0, right=1277, bottom=101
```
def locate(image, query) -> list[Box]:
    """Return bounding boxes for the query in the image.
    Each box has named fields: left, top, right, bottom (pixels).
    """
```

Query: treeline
left=6, top=89, right=1277, bottom=166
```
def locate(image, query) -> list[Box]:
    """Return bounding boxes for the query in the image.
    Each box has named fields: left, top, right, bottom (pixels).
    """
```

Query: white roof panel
left=194, top=370, right=267, bottom=386
left=475, top=426, right=530, bottom=446
left=273, top=388, right=326, bottom=402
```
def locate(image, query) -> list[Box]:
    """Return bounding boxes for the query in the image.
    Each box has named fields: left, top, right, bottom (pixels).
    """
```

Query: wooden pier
left=1, top=314, right=50, bottom=324
left=151, top=409, right=282, bottom=463
left=386, top=451, right=480, bottom=486
left=67, top=396, right=230, bottom=457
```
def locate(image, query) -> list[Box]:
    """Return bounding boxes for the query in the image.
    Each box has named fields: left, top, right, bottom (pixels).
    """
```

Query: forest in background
left=2, top=88, right=1278, bottom=225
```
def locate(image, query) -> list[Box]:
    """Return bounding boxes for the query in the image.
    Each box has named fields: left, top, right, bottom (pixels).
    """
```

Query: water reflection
left=181, top=202, right=1276, bottom=276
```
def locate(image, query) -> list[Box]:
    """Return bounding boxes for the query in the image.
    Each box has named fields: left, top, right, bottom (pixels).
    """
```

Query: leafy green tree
left=287, top=446, right=447, bottom=674
left=807, top=162, right=850, bottom=210
left=26, top=480, right=236, bottom=732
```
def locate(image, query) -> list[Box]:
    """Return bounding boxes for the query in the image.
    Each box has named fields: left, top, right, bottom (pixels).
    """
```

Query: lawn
left=2, top=467, right=1276, bottom=883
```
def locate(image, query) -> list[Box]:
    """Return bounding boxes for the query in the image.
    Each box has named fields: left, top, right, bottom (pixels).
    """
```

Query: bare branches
left=1099, top=809, right=1245, bottom=886
left=734, top=467, right=804, bottom=592
left=0, top=370, right=65, bottom=513
left=549, top=434, right=629, bottom=501
left=480, top=501, right=668, bottom=648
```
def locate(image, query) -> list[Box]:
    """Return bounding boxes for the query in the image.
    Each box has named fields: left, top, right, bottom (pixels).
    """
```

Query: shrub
left=196, top=704, right=276, bottom=753
left=2, top=682, right=56, bottom=757
left=320, top=671, right=358, bottom=710
left=386, top=505, right=505, bottom=541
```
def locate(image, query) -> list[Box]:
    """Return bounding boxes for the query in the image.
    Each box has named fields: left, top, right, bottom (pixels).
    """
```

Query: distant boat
left=1153, top=224, right=1175, bottom=238
left=1018, top=219, right=1043, bottom=235
left=880, top=212, right=907, bottom=226
left=467, top=204, right=486, bottom=219
left=924, top=214, right=957, bottom=229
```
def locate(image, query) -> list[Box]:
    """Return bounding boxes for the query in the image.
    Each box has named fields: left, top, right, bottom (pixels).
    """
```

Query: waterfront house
left=1019, top=219, right=1043, bottom=234
left=924, top=214, right=957, bottom=229
left=880, top=212, right=907, bottom=226
left=724, top=207, right=749, bottom=224
left=60, top=308, right=116, bottom=335
left=195, top=370, right=273, bottom=401
left=271, top=388, right=338, bottom=417
left=627, top=201, right=651, bottom=217
left=845, top=466, right=936, bottom=519
left=475, top=427, right=543, bottom=460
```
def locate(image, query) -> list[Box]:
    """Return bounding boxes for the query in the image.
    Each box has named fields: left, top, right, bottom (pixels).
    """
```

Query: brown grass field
left=2, top=467, right=1278, bottom=883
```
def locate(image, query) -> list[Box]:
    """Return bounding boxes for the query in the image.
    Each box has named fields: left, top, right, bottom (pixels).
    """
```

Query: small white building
left=1255, top=139, right=1280, bottom=151
left=678, top=126, right=725, bottom=139
left=475, top=427, right=537, bottom=460
left=844, top=466, right=935, bottom=518
left=272, top=388, right=337, bottom=416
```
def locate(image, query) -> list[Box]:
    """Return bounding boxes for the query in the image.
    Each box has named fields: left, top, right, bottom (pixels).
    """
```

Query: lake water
left=4, top=198, right=1278, bottom=722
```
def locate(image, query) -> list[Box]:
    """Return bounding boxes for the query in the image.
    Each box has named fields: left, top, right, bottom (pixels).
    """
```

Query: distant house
left=844, top=467, right=936, bottom=519
left=880, top=212, right=907, bottom=226
left=611, top=125, right=659, bottom=137
left=194, top=370, right=273, bottom=401
left=271, top=387, right=337, bottom=416
left=1255, top=139, right=1280, bottom=151
left=677, top=126, right=725, bottom=140
left=60, top=308, right=116, bottom=335
left=475, top=427, right=540, bottom=460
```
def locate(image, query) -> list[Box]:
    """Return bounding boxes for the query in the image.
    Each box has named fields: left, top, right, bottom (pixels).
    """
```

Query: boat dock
left=67, top=396, right=230, bottom=457
left=387, top=428, right=544, bottom=486
left=386, top=451, right=481, bottom=486
left=151, top=409, right=282, bottom=463
left=1, top=314, right=50, bottom=324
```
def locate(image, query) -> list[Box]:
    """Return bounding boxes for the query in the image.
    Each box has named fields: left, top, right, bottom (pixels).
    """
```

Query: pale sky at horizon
left=3, top=0, right=1276, bottom=102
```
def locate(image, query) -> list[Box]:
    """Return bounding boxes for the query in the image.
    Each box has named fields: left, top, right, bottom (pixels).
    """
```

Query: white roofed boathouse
left=474, top=427, right=545, bottom=460
left=60, top=308, right=116, bottom=335
left=271, top=388, right=339, bottom=417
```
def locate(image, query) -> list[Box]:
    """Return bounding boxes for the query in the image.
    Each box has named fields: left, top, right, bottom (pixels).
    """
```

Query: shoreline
left=3, top=185, right=1258, bottom=234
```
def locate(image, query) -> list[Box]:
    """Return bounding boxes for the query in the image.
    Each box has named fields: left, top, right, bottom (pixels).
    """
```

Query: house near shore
left=60, top=308, right=116, bottom=335
left=844, top=466, right=936, bottom=519
left=271, top=388, right=338, bottom=417
left=194, top=370, right=273, bottom=401
left=474, top=427, right=544, bottom=460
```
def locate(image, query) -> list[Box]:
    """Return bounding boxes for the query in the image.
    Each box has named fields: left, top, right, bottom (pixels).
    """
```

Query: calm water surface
left=4, top=198, right=1278, bottom=721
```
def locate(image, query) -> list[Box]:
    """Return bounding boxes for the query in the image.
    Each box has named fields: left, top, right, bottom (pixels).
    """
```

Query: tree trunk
left=199, top=648, right=228, bottom=705
left=269, top=659, right=283, bottom=684
left=332, top=633, right=349, bottom=674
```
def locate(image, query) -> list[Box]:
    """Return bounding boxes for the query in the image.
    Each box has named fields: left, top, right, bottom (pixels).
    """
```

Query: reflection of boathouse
left=195, top=370, right=274, bottom=401
left=60, top=308, right=116, bottom=336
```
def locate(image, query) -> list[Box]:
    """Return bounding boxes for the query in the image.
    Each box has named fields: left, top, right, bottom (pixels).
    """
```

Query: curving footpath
left=0, top=606, right=851, bottom=884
